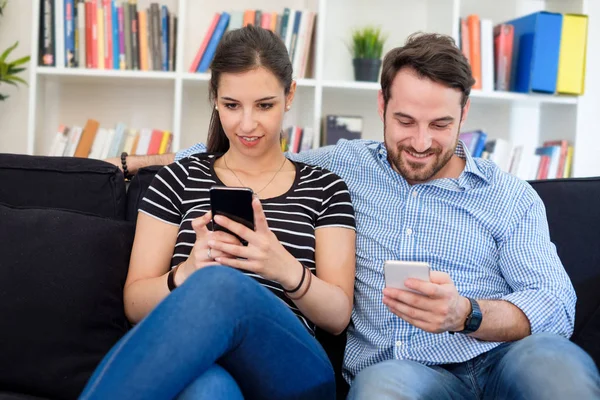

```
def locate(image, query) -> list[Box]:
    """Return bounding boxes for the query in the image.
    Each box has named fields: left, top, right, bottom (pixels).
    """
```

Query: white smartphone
left=384, top=261, right=431, bottom=293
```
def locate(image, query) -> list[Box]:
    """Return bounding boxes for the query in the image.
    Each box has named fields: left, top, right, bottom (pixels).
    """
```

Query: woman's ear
left=286, top=81, right=297, bottom=111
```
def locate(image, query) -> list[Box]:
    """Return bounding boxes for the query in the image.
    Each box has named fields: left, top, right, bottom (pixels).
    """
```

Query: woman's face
left=216, top=66, right=294, bottom=156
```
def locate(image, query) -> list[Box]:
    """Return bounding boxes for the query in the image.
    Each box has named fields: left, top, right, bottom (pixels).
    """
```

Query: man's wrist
left=453, top=296, right=472, bottom=332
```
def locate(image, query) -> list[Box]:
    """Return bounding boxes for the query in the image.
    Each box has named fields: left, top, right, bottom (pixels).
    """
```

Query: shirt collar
left=376, top=140, right=489, bottom=189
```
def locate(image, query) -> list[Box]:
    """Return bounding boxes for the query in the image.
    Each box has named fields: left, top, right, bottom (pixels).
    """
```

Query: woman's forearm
left=288, top=269, right=352, bottom=335
left=124, top=272, right=172, bottom=324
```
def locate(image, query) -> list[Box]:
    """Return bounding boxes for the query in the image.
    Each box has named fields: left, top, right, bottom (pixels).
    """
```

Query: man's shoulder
left=329, top=139, right=383, bottom=163
left=474, top=158, right=539, bottom=204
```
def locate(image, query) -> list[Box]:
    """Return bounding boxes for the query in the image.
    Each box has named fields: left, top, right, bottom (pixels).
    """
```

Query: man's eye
left=433, top=124, right=449, bottom=129
left=399, top=121, right=413, bottom=126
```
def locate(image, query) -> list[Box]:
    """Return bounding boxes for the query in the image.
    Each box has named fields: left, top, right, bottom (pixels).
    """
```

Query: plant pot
left=353, top=58, right=382, bottom=82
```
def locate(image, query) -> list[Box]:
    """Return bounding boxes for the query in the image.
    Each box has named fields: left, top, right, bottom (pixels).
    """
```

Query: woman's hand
left=208, top=198, right=303, bottom=289
left=175, top=211, right=241, bottom=285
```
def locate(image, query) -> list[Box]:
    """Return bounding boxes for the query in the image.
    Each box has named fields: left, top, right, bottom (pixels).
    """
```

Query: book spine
left=130, top=1, right=139, bottom=70
left=77, top=0, right=86, bottom=68
left=118, top=5, right=125, bottom=69
left=161, top=5, right=168, bottom=71
left=112, top=0, right=119, bottom=69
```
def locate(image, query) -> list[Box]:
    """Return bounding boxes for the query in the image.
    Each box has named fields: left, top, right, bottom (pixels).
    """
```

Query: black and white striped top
left=139, top=153, right=356, bottom=335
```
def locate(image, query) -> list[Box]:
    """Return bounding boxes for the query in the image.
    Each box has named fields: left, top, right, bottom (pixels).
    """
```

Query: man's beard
left=386, top=128, right=458, bottom=184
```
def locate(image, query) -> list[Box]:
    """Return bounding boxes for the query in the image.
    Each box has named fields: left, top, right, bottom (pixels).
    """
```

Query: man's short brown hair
left=380, top=32, right=476, bottom=108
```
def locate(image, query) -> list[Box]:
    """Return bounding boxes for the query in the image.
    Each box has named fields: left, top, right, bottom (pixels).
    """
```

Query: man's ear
left=377, top=90, right=385, bottom=122
left=461, top=98, right=471, bottom=125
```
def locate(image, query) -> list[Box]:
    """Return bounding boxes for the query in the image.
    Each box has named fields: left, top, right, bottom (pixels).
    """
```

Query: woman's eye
left=258, top=103, right=274, bottom=110
left=224, top=103, right=238, bottom=110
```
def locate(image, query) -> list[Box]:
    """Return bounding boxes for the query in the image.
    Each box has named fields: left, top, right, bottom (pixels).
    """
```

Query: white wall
left=0, top=1, right=31, bottom=154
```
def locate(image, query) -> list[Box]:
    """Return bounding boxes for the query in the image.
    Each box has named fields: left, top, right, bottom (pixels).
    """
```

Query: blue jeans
left=79, top=266, right=335, bottom=400
left=347, top=333, right=600, bottom=399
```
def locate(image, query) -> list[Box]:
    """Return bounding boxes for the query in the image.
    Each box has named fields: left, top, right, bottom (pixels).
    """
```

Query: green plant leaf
left=10, top=55, right=30, bottom=67
left=1, top=74, right=27, bottom=86
left=0, top=41, right=18, bottom=64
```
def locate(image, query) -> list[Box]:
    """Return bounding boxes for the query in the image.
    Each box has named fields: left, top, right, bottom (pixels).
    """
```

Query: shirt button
left=379, top=149, right=385, bottom=155
left=406, top=228, right=413, bottom=235
left=395, top=340, right=403, bottom=347
left=412, top=191, right=418, bottom=198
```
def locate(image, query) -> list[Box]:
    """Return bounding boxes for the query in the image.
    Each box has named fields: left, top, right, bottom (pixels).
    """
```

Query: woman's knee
left=177, top=365, right=243, bottom=400
left=175, top=266, right=269, bottom=317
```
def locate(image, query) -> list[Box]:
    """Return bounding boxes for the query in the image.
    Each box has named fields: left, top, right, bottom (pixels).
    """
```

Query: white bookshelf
left=27, top=0, right=600, bottom=177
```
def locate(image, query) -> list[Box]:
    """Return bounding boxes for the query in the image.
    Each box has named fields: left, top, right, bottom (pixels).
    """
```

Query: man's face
left=378, top=68, right=469, bottom=185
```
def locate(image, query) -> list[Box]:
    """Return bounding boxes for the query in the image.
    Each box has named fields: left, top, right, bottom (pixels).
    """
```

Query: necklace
left=223, top=154, right=287, bottom=195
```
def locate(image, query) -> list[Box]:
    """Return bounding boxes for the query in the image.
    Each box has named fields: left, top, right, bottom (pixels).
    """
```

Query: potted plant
left=349, top=26, right=387, bottom=82
left=0, top=0, right=30, bottom=101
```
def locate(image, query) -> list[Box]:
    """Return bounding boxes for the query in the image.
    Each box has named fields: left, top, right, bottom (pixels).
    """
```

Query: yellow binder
left=557, top=14, right=588, bottom=95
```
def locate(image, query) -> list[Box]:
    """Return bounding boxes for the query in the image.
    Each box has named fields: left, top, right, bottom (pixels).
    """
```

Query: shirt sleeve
left=498, top=192, right=576, bottom=338
left=138, top=161, right=189, bottom=226
left=175, top=143, right=207, bottom=161
left=286, top=145, right=335, bottom=170
left=316, top=171, right=356, bottom=230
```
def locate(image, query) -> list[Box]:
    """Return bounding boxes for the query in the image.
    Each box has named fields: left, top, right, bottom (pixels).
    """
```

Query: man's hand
left=382, top=271, right=471, bottom=333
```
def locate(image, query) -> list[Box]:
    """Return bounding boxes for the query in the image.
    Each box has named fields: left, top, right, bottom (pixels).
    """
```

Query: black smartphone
left=209, top=185, right=255, bottom=245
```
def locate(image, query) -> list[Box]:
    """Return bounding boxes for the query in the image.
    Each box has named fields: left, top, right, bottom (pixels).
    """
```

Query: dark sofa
left=0, top=153, right=599, bottom=400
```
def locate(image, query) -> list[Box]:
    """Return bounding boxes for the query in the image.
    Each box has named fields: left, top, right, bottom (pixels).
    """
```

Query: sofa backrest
left=529, top=177, right=600, bottom=362
left=0, top=153, right=127, bottom=219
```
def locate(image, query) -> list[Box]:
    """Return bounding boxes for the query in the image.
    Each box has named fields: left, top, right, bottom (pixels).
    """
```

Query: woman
left=80, top=25, right=356, bottom=400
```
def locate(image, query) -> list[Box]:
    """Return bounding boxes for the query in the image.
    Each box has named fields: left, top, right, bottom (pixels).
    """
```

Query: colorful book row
left=48, top=120, right=172, bottom=159
left=459, top=11, right=588, bottom=95
left=39, top=0, right=177, bottom=71
left=460, top=131, right=573, bottom=180
left=190, top=8, right=316, bottom=78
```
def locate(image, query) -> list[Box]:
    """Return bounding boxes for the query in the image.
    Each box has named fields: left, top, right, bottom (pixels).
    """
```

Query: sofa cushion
left=0, top=203, right=134, bottom=399
left=529, top=177, right=600, bottom=366
left=0, top=154, right=127, bottom=219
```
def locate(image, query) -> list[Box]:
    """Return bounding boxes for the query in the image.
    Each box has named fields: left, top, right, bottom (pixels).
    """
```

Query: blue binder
left=197, top=13, right=231, bottom=73
left=506, top=12, right=563, bottom=94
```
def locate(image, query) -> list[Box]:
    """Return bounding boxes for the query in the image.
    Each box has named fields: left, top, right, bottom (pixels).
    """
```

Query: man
left=112, top=33, right=600, bottom=398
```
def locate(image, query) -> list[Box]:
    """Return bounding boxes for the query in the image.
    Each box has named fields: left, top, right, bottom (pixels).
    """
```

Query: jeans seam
left=466, top=360, right=483, bottom=398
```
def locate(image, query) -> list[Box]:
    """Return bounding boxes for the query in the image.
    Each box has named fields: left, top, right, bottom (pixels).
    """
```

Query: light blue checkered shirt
left=176, top=140, right=576, bottom=383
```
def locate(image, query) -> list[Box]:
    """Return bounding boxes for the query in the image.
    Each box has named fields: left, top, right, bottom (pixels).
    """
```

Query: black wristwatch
left=452, top=297, right=482, bottom=334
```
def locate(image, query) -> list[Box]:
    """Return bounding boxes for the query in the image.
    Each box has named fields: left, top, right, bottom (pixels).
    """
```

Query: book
left=506, top=11, right=563, bottom=94
left=556, top=14, right=588, bottom=95
left=466, top=15, right=481, bottom=90
left=322, top=115, right=362, bottom=146
left=493, top=24, right=514, bottom=91
left=197, top=12, right=231, bottom=73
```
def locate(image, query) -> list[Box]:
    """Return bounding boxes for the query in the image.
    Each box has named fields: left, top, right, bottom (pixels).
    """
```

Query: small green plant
left=349, top=26, right=387, bottom=60
left=0, top=0, right=30, bottom=101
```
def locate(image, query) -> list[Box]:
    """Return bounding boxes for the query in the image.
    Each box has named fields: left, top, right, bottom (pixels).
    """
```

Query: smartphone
left=209, top=186, right=255, bottom=246
left=383, top=261, right=431, bottom=293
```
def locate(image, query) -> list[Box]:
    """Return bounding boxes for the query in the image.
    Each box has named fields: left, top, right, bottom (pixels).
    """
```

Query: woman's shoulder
left=293, top=160, right=348, bottom=187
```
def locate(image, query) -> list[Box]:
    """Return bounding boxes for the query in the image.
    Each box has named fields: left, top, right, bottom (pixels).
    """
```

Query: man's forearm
left=126, top=153, right=176, bottom=175
left=467, top=299, right=531, bottom=342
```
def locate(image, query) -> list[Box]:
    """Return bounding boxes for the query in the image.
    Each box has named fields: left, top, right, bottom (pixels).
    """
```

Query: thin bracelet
left=285, top=268, right=313, bottom=301
left=283, top=263, right=307, bottom=294
left=167, top=264, right=181, bottom=292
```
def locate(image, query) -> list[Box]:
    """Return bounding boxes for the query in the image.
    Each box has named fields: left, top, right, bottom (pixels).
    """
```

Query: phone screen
left=209, top=186, right=255, bottom=245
